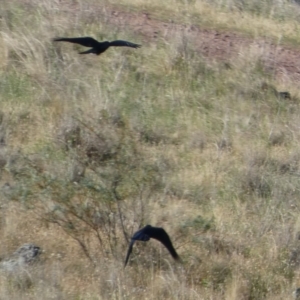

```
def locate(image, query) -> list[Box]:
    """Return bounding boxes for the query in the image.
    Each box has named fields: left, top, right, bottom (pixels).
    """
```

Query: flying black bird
left=53, top=36, right=141, bottom=55
left=124, top=225, right=180, bottom=267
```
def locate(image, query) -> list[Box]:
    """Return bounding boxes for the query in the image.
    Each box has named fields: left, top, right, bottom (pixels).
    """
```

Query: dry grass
left=1, top=0, right=300, bottom=299
left=109, top=0, right=300, bottom=44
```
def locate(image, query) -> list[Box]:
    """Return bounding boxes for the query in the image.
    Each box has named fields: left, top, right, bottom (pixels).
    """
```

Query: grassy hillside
left=1, top=0, right=300, bottom=299
left=110, top=0, right=300, bottom=43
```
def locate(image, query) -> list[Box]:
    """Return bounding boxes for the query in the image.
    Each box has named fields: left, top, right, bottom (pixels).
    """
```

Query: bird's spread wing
left=53, top=37, right=99, bottom=48
left=109, top=40, right=141, bottom=48
left=148, top=227, right=180, bottom=260
left=124, top=226, right=151, bottom=267
left=124, top=240, right=136, bottom=267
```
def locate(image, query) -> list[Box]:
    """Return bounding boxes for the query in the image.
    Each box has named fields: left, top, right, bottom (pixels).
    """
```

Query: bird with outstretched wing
left=124, top=225, right=180, bottom=267
left=53, top=36, right=141, bottom=55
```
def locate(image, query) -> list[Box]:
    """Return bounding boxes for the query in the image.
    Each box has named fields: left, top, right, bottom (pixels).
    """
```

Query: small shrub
left=241, top=169, right=272, bottom=198
left=210, top=262, right=232, bottom=289
left=12, top=114, right=164, bottom=262
left=247, top=274, right=268, bottom=300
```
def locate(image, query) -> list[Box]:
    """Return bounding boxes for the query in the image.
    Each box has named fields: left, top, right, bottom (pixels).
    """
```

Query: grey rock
left=0, top=243, right=41, bottom=272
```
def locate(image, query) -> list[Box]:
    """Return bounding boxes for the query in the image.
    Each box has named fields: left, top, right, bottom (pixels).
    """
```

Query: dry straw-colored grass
left=1, top=0, right=300, bottom=299
left=110, top=0, right=300, bottom=44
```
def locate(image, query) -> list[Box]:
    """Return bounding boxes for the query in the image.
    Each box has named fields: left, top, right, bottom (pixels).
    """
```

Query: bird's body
left=124, top=225, right=180, bottom=267
left=53, top=36, right=141, bottom=55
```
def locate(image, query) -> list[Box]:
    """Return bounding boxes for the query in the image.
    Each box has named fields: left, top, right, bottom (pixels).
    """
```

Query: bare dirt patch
left=104, top=8, right=300, bottom=82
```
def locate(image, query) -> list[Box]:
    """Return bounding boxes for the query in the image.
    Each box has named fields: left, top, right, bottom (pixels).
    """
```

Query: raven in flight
left=53, top=36, right=141, bottom=55
left=124, top=225, right=180, bottom=267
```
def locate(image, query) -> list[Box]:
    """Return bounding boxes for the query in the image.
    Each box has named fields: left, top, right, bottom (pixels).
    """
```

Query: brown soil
left=104, top=8, right=300, bottom=82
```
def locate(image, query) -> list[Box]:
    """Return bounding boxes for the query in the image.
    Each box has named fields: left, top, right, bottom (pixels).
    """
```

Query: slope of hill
left=1, top=0, right=300, bottom=299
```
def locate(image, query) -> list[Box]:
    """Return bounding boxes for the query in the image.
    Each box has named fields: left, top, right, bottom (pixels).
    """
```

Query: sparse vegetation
left=1, top=0, right=300, bottom=299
